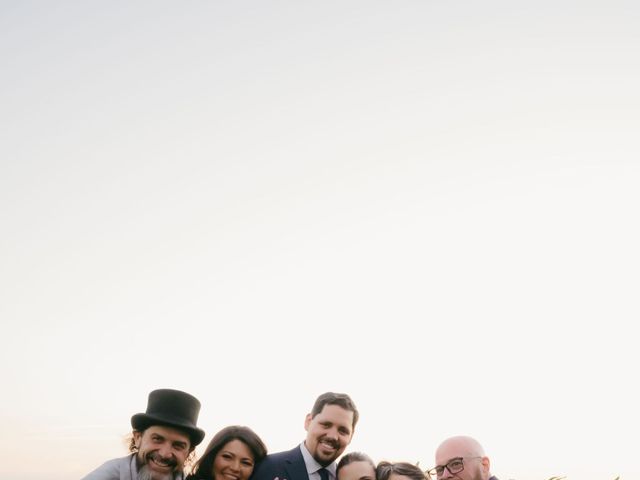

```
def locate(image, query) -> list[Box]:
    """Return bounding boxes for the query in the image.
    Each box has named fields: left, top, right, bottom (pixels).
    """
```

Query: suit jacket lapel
left=283, top=446, right=309, bottom=480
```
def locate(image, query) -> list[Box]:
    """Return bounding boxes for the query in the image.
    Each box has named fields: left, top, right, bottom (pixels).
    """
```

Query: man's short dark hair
left=311, top=392, right=359, bottom=429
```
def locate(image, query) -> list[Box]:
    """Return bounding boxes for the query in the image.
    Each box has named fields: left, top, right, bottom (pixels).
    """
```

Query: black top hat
left=131, top=389, right=206, bottom=446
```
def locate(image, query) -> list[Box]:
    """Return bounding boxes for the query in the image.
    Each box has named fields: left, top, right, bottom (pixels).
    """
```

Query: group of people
left=81, top=389, right=498, bottom=480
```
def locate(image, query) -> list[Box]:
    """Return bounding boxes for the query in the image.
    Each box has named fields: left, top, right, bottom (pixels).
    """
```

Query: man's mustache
left=320, top=438, right=340, bottom=449
left=145, top=452, right=178, bottom=469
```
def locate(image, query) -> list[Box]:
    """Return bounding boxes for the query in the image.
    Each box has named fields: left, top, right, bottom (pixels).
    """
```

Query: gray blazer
left=81, top=454, right=185, bottom=480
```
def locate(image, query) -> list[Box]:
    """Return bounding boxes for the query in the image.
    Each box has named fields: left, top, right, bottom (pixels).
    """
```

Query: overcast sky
left=1, top=2, right=638, bottom=480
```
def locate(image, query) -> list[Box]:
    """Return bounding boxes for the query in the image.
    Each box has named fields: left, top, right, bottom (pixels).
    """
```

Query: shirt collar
left=299, top=443, right=337, bottom=478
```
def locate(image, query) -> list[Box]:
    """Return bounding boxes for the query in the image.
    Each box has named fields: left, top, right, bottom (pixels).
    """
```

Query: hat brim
left=131, top=412, right=205, bottom=446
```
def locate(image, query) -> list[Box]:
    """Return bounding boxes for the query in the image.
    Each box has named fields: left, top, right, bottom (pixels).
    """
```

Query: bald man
left=428, top=436, right=498, bottom=480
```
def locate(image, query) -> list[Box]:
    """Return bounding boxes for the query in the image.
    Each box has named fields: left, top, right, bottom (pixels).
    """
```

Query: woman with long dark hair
left=187, top=426, right=267, bottom=480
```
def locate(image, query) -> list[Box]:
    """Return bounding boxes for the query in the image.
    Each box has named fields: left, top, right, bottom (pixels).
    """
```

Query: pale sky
left=1, top=2, right=638, bottom=480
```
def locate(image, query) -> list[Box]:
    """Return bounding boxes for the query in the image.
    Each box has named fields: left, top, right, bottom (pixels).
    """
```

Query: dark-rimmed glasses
left=426, top=457, right=482, bottom=478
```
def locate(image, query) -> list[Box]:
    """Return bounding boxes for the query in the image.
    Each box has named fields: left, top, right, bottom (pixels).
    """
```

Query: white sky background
left=1, top=1, right=638, bottom=480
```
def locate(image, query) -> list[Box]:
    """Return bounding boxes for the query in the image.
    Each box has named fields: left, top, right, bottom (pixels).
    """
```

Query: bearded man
left=82, top=389, right=206, bottom=480
left=252, top=392, right=359, bottom=480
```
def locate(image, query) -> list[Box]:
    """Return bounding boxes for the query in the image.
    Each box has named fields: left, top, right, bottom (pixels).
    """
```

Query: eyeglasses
left=426, top=457, right=482, bottom=478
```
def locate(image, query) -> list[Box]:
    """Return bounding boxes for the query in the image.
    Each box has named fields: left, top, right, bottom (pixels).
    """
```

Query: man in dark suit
left=428, top=436, right=499, bottom=480
left=252, top=392, right=359, bottom=480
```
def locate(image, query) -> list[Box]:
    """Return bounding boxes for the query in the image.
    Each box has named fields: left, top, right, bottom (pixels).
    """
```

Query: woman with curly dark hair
left=187, top=426, right=268, bottom=480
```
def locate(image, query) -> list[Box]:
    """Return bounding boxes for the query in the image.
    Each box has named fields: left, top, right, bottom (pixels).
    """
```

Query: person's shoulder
left=269, top=447, right=300, bottom=460
left=252, top=446, right=301, bottom=479
left=81, top=455, right=131, bottom=480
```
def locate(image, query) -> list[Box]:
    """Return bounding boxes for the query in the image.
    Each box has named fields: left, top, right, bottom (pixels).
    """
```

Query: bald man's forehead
left=435, top=437, right=484, bottom=463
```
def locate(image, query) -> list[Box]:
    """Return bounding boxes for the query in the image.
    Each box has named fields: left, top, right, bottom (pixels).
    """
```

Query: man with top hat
left=81, top=388, right=206, bottom=480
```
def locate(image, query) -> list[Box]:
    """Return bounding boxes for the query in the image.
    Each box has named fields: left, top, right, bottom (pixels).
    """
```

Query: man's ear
left=132, top=430, right=143, bottom=449
left=481, top=457, right=491, bottom=476
left=304, top=413, right=312, bottom=431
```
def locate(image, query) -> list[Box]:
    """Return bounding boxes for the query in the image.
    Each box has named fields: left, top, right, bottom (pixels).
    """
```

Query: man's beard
left=137, top=452, right=180, bottom=480
left=138, top=463, right=176, bottom=480
left=313, top=437, right=342, bottom=466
